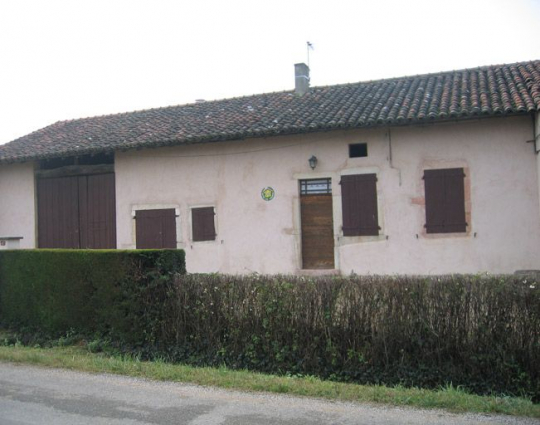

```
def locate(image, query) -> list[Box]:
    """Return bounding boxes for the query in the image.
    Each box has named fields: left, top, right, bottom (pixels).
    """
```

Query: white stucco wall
left=536, top=112, right=540, bottom=220
left=0, top=162, right=36, bottom=248
left=115, top=115, right=540, bottom=274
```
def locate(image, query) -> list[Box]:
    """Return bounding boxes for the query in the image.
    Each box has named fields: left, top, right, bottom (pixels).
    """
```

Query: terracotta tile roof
left=1, top=60, right=539, bottom=163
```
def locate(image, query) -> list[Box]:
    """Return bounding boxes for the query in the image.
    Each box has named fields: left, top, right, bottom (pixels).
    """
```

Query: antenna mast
left=306, top=41, right=314, bottom=68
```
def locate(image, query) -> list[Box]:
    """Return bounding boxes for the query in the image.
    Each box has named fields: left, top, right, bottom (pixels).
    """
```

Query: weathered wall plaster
left=2, top=116, right=537, bottom=274
left=114, top=115, right=540, bottom=274
left=0, top=162, right=36, bottom=248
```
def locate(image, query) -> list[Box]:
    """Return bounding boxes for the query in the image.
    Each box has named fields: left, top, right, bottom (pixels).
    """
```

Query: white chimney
left=294, top=63, right=310, bottom=96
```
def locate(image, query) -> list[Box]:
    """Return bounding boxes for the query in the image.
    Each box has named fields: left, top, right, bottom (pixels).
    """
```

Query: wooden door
left=37, top=176, right=80, bottom=248
left=79, top=173, right=117, bottom=248
left=37, top=173, right=117, bottom=249
left=300, top=192, right=335, bottom=269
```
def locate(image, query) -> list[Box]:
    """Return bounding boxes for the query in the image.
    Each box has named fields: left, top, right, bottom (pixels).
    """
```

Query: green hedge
left=0, top=249, right=185, bottom=341
left=1, top=257, right=539, bottom=400
left=152, top=274, right=539, bottom=401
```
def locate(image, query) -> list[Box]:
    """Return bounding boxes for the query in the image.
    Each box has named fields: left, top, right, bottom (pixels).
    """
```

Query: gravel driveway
left=0, top=362, right=537, bottom=425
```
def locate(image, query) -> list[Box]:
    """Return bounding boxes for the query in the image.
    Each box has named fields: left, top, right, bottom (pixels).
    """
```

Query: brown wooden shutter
left=424, top=169, right=446, bottom=233
left=341, top=174, right=379, bottom=236
left=136, top=209, right=177, bottom=249
left=424, top=168, right=466, bottom=233
left=192, top=207, right=216, bottom=241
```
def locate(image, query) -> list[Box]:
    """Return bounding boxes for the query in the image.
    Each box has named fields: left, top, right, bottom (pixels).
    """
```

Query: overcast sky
left=0, top=0, right=539, bottom=145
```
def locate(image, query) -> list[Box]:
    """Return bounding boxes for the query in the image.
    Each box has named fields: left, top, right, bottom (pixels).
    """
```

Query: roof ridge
left=309, top=59, right=540, bottom=91
left=34, top=59, right=540, bottom=127
left=1, top=58, right=539, bottom=163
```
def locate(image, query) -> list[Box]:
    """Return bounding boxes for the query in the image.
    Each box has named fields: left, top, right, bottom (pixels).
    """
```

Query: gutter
left=0, top=112, right=536, bottom=166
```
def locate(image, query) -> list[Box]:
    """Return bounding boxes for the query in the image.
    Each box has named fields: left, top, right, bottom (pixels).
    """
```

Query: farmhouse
left=1, top=61, right=539, bottom=274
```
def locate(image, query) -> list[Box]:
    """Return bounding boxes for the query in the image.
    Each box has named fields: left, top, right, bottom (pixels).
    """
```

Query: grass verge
left=0, top=344, right=538, bottom=418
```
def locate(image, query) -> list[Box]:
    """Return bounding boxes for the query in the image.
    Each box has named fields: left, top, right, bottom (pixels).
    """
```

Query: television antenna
left=306, top=41, right=314, bottom=68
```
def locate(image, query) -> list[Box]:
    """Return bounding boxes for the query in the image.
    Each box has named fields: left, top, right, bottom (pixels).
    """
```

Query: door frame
left=293, top=172, right=340, bottom=272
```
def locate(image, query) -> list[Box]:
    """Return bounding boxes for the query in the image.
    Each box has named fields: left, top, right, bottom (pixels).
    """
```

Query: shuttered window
left=424, top=168, right=467, bottom=233
left=135, top=209, right=177, bottom=249
left=340, top=173, right=380, bottom=236
left=192, top=207, right=216, bottom=241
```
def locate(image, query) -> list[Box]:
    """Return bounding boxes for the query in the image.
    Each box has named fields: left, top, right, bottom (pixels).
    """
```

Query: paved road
left=0, top=363, right=537, bottom=425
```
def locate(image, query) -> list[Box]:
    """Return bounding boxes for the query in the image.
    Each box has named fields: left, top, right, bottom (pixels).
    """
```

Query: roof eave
left=0, top=110, right=535, bottom=165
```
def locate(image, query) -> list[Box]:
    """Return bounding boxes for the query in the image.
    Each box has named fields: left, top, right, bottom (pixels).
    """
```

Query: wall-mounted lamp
left=308, top=155, right=318, bottom=170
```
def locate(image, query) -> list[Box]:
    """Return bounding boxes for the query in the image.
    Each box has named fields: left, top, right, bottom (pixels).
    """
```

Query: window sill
left=337, top=234, right=387, bottom=246
left=190, top=239, right=220, bottom=246
left=297, top=269, right=341, bottom=276
left=421, top=231, right=471, bottom=240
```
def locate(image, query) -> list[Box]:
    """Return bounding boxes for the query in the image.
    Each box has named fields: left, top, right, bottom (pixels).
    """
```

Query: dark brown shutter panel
left=356, top=174, right=379, bottom=236
left=424, top=169, right=447, bottom=233
left=136, top=210, right=161, bottom=249
left=341, top=175, right=357, bottom=236
left=192, top=207, right=216, bottom=242
left=341, top=174, right=379, bottom=236
left=443, top=168, right=467, bottom=233
left=160, top=209, right=178, bottom=248
left=424, top=168, right=466, bottom=233
left=136, top=209, right=177, bottom=249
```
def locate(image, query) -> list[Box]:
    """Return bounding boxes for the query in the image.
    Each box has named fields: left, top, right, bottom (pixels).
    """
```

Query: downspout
left=533, top=112, right=540, bottom=221
left=386, top=128, right=402, bottom=186
left=531, top=112, right=540, bottom=154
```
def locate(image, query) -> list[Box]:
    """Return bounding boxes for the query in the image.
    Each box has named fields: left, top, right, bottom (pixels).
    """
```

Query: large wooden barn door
left=37, top=173, right=116, bottom=249
left=78, top=174, right=117, bottom=248
left=300, top=179, right=335, bottom=269
left=37, top=176, right=80, bottom=248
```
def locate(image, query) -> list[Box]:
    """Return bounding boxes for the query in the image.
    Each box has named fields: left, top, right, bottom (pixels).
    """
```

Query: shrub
left=0, top=249, right=185, bottom=341
left=1, top=262, right=538, bottom=400
left=152, top=274, right=540, bottom=401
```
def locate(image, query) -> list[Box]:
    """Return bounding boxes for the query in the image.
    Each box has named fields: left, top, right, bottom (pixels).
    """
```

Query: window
left=135, top=209, right=177, bottom=249
left=192, top=207, right=216, bottom=241
left=423, top=168, right=467, bottom=233
left=349, top=143, right=368, bottom=158
left=300, top=178, right=331, bottom=195
left=340, top=173, right=380, bottom=236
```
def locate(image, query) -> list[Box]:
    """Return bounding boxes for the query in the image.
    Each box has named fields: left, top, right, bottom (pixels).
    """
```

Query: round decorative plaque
left=261, top=187, right=275, bottom=201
